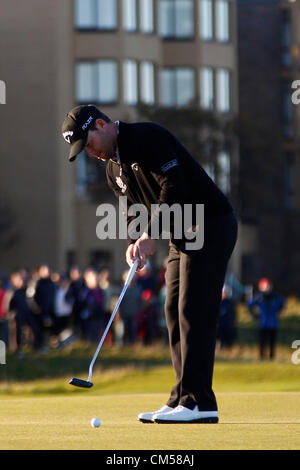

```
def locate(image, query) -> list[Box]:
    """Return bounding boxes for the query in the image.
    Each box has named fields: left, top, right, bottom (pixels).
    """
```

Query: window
left=76, top=150, right=108, bottom=198
left=89, top=250, right=112, bottom=269
left=123, top=60, right=138, bottom=105
left=97, top=0, right=117, bottom=29
left=76, top=63, right=96, bottom=102
left=76, top=60, right=118, bottom=104
left=215, top=0, right=229, bottom=42
left=200, top=67, right=214, bottom=109
left=160, top=68, right=195, bottom=106
left=97, top=61, right=118, bottom=104
left=140, top=0, right=154, bottom=33
left=77, top=151, right=88, bottom=197
left=66, top=251, right=76, bottom=271
left=217, top=151, right=230, bottom=194
left=159, top=0, right=194, bottom=38
left=199, top=0, right=213, bottom=40
left=140, top=62, right=155, bottom=104
left=75, top=0, right=95, bottom=28
left=123, top=0, right=137, bottom=31
left=75, top=0, right=117, bottom=30
left=216, top=68, right=230, bottom=112
left=281, top=9, right=292, bottom=67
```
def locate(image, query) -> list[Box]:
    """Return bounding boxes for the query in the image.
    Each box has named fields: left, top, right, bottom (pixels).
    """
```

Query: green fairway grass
left=0, top=344, right=300, bottom=449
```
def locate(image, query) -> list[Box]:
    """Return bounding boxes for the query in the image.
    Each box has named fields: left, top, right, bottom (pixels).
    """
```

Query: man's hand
left=126, top=243, right=136, bottom=268
left=126, top=233, right=156, bottom=271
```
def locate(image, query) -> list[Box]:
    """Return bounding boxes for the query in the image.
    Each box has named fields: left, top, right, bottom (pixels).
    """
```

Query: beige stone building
left=0, top=0, right=240, bottom=280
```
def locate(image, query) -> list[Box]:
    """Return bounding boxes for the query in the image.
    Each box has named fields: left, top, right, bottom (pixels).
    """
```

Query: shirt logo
left=62, top=131, right=73, bottom=144
left=161, top=158, right=179, bottom=173
left=116, top=176, right=127, bottom=194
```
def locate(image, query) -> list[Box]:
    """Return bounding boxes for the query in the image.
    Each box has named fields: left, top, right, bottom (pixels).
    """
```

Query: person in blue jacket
left=248, top=278, right=285, bottom=360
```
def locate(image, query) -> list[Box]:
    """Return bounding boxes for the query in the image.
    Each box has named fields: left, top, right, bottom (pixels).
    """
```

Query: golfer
left=62, top=105, right=238, bottom=424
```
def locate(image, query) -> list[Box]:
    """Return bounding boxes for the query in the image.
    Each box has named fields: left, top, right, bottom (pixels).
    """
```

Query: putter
left=69, top=258, right=139, bottom=388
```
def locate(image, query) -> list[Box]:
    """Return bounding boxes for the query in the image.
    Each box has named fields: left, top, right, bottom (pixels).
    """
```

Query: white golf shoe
left=153, top=405, right=219, bottom=423
left=138, top=405, right=174, bottom=423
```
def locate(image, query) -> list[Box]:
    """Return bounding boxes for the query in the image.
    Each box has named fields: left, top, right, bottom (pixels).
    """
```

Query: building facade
left=0, top=0, right=240, bottom=280
left=238, top=0, right=300, bottom=293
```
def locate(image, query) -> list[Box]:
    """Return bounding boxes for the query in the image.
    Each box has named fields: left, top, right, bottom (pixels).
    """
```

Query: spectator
left=66, top=266, right=85, bottom=336
left=118, top=271, right=141, bottom=344
left=216, top=285, right=236, bottom=349
left=53, top=275, right=73, bottom=339
left=156, top=256, right=168, bottom=342
left=157, top=283, right=168, bottom=343
left=138, top=288, right=160, bottom=345
left=34, top=264, right=56, bottom=351
left=99, top=268, right=115, bottom=346
left=0, top=280, right=9, bottom=348
left=136, top=262, right=155, bottom=292
left=9, top=272, right=39, bottom=356
left=248, top=278, right=285, bottom=360
left=79, top=269, right=105, bottom=343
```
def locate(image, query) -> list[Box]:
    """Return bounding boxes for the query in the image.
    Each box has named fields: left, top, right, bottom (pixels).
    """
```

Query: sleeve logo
left=161, top=158, right=179, bottom=173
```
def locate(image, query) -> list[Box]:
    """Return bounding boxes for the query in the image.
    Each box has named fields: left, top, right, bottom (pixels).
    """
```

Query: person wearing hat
left=61, top=104, right=238, bottom=423
left=248, top=278, right=285, bottom=360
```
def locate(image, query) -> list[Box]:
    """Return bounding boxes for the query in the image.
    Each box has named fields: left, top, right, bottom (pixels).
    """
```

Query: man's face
left=84, top=120, right=117, bottom=161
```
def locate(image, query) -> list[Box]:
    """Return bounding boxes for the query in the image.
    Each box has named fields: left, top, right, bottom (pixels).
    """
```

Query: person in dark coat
left=61, top=105, right=238, bottom=424
left=217, top=285, right=236, bottom=349
left=66, top=266, right=85, bottom=337
left=9, top=272, right=39, bottom=354
left=0, top=280, right=9, bottom=348
left=33, top=265, right=56, bottom=350
left=79, top=269, right=105, bottom=343
left=248, top=278, right=285, bottom=360
left=118, top=270, right=141, bottom=344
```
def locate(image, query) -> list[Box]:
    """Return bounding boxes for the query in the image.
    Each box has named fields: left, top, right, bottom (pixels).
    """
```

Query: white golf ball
left=90, top=417, right=101, bottom=428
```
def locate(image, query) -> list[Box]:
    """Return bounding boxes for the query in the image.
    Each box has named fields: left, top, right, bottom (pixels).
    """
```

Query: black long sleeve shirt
left=106, top=121, right=233, bottom=245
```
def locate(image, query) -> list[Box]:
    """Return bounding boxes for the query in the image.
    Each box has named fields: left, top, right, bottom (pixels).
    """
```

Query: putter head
left=69, top=378, right=93, bottom=388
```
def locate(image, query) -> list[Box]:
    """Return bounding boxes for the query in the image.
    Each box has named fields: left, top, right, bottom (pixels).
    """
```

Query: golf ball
left=90, top=417, right=101, bottom=428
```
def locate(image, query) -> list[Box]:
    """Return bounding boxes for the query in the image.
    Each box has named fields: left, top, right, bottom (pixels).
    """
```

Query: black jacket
left=9, top=288, right=32, bottom=319
left=106, top=121, right=233, bottom=244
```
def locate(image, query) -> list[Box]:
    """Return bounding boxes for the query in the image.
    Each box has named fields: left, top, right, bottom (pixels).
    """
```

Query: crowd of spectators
left=0, top=261, right=168, bottom=357
left=0, top=260, right=285, bottom=360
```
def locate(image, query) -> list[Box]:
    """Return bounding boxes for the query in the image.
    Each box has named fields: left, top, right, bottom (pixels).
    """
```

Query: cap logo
left=82, top=115, right=93, bottom=131
left=63, top=130, right=74, bottom=144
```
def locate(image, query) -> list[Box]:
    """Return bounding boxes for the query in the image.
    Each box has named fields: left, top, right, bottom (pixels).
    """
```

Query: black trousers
left=16, top=311, right=40, bottom=351
left=165, top=212, right=238, bottom=411
left=259, top=328, right=277, bottom=359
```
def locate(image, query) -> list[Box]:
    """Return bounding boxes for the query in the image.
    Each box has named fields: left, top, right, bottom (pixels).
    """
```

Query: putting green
left=0, top=392, right=300, bottom=450
left=1, top=359, right=300, bottom=449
